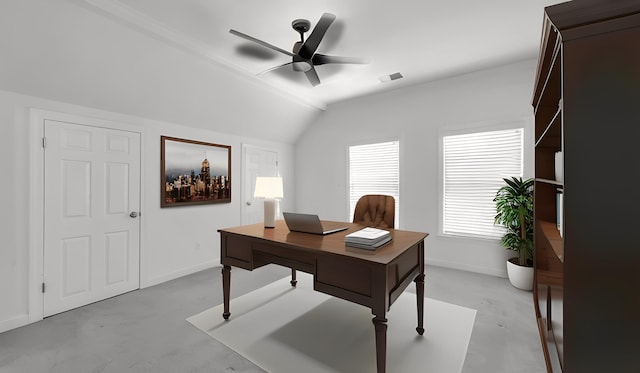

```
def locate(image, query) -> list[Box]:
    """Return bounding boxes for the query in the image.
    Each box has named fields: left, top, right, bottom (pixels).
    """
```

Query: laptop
left=282, top=212, right=349, bottom=235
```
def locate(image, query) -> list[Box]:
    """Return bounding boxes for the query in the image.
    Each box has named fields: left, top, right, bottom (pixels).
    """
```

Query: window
left=442, top=128, right=523, bottom=239
left=349, top=141, right=399, bottom=227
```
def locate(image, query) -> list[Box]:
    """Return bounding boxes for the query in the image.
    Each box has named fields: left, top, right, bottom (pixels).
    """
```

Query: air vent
left=379, top=72, right=403, bottom=82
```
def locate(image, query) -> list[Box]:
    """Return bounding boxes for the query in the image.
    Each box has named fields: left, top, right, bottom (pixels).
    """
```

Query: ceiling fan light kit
left=230, top=13, right=369, bottom=87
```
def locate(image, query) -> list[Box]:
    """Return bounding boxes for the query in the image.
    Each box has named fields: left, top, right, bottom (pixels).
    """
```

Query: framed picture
left=161, top=136, right=231, bottom=207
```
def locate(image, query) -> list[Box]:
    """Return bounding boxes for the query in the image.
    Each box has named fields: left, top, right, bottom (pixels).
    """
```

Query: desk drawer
left=222, top=235, right=253, bottom=267
left=252, top=242, right=315, bottom=273
left=316, top=257, right=372, bottom=298
left=388, top=244, right=420, bottom=290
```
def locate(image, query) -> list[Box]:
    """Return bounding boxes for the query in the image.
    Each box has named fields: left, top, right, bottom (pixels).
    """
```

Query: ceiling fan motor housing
left=230, top=13, right=368, bottom=87
left=291, top=19, right=311, bottom=35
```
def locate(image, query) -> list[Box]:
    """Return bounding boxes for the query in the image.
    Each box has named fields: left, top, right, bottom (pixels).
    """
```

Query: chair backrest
left=352, top=194, right=395, bottom=228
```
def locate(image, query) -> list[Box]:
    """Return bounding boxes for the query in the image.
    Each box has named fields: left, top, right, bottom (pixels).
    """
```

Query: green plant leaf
left=494, top=177, right=534, bottom=264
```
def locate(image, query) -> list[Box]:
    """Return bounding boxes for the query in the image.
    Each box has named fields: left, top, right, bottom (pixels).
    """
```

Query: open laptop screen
left=282, top=212, right=349, bottom=235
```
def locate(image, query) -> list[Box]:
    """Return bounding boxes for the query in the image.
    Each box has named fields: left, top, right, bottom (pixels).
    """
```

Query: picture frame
left=161, top=136, right=231, bottom=207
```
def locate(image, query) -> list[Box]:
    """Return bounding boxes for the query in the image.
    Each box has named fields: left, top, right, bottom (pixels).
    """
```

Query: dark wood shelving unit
left=531, top=1, right=640, bottom=372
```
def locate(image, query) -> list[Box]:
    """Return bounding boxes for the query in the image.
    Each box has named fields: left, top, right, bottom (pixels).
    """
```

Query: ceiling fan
left=230, top=13, right=369, bottom=87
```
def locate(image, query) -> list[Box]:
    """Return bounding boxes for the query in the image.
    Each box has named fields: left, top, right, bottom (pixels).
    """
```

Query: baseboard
left=141, top=260, right=220, bottom=288
left=425, top=258, right=507, bottom=278
left=0, top=314, right=30, bottom=334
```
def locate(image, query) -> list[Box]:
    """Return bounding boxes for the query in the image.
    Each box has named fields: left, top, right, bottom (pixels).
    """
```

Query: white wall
left=295, top=60, right=536, bottom=277
left=0, top=0, right=320, bottom=144
left=0, top=89, right=295, bottom=333
left=0, top=0, right=313, bottom=333
left=0, top=0, right=539, bottom=333
left=139, top=118, right=296, bottom=287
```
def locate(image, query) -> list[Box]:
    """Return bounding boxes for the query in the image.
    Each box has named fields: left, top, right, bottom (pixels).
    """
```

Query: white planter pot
left=506, top=258, right=534, bottom=291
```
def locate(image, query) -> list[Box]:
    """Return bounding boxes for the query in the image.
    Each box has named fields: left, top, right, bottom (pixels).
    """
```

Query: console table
left=219, top=220, right=428, bottom=373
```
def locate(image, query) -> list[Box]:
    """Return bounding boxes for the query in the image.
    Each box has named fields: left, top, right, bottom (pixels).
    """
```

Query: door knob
left=130, top=211, right=138, bottom=218
left=246, top=202, right=252, bottom=206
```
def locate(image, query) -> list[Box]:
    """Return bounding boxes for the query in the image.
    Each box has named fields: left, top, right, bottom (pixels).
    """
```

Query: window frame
left=438, top=118, right=532, bottom=240
left=347, top=139, right=400, bottom=228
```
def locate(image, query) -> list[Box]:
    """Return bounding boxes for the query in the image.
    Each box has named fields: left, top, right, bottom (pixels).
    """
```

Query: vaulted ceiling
left=1, top=0, right=565, bottom=143
left=83, top=0, right=565, bottom=109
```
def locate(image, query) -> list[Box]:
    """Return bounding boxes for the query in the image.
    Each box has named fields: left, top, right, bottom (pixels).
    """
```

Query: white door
left=43, top=120, right=141, bottom=317
left=242, top=145, right=278, bottom=225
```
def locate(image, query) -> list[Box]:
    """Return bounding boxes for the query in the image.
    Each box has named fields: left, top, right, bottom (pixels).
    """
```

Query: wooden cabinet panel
left=532, top=3, right=640, bottom=372
left=316, top=257, right=373, bottom=298
left=221, top=235, right=253, bottom=268
left=252, top=242, right=316, bottom=273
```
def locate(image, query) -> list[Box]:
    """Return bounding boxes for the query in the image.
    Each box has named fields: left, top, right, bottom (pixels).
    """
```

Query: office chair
left=353, top=194, right=395, bottom=228
left=290, top=194, right=395, bottom=288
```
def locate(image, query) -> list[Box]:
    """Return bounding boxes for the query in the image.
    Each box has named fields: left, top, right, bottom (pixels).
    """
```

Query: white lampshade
left=254, top=177, right=283, bottom=228
left=254, top=177, right=284, bottom=199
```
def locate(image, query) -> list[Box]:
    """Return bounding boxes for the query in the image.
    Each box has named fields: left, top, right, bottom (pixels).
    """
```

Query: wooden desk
left=219, top=221, right=428, bottom=373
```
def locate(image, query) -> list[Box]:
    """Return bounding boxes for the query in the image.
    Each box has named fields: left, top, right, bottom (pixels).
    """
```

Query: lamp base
left=263, top=199, right=277, bottom=228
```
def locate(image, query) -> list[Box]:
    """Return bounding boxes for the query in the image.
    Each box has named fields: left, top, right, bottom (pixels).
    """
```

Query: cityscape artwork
left=161, top=136, right=231, bottom=207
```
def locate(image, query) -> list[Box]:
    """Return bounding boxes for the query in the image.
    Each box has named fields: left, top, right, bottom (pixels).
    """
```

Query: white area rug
left=187, top=273, right=476, bottom=373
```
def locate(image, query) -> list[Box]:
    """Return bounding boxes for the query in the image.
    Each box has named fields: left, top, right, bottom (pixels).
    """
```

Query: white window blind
left=442, top=128, right=523, bottom=239
left=349, top=141, right=399, bottom=227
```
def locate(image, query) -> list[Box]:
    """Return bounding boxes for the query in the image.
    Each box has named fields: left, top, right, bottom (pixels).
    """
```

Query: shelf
left=535, top=178, right=563, bottom=187
left=532, top=3, right=640, bottom=371
left=538, top=220, right=564, bottom=263
left=534, top=35, right=562, bottom=114
left=535, top=107, right=562, bottom=148
left=533, top=11, right=565, bottom=372
left=532, top=17, right=560, bottom=107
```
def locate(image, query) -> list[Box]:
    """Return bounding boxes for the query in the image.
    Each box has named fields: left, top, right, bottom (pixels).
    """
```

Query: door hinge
left=42, top=137, right=47, bottom=148
left=41, top=282, right=45, bottom=293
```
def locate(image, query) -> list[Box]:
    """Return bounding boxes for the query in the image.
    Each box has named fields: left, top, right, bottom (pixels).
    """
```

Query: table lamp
left=253, top=176, right=284, bottom=228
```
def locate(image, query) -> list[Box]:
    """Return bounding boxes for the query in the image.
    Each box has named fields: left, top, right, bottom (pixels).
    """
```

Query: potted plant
left=494, top=177, right=534, bottom=290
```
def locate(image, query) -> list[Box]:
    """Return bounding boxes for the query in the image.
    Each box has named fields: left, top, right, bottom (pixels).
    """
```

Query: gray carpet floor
left=0, top=265, right=545, bottom=373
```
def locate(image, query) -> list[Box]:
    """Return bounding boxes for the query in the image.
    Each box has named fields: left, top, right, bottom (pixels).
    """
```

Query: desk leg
left=415, top=273, right=425, bottom=335
left=290, top=268, right=297, bottom=287
left=372, top=316, right=387, bottom=373
left=222, top=265, right=231, bottom=320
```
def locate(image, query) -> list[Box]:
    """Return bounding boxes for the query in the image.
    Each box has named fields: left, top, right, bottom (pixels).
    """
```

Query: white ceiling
left=83, top=0, right=565, bottom=110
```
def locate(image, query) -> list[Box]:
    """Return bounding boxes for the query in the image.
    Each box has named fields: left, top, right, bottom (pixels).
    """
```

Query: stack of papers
left=344, top=227, right=392, bottom=250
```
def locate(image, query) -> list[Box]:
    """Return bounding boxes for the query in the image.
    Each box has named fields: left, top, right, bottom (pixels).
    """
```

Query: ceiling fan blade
left=229, top=29, right=295, bottom=57
left=304, top=67, right=321, bottom=87
left=298, top=13, right=336, bottom=59
left=312, top=54, right=371, bottom=66
left=257, top=62, right=294, bottom=75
